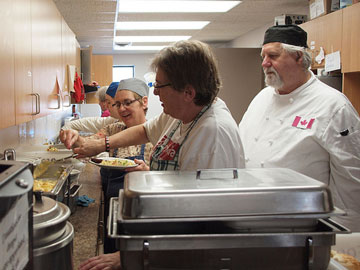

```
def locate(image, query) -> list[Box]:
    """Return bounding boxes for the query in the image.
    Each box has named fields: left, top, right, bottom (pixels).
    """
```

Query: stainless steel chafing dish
left=108, top=168, right=350, bottom=270
left=33, top=163, right=73, bottom=203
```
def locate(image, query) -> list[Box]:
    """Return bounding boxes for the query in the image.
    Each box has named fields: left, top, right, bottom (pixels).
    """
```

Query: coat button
left=260, top=161, right=264, bottom=167
left=266, top=117, right=269, bottom=120
left=245, top=158, right=250, bottom=162
left=254, top=137, right=258, bottom=142
left=289, top=98, right=294, bottom=104
left=269, top=140, right=273, bottom=146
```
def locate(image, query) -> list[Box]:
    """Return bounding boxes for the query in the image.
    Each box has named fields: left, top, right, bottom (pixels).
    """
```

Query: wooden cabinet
left=342, top=3, right=360, bottom=73
left=341, top=3, right=360, bottom=113
left=14, top=0, right=33, bottom=125
left=300, top=10, right=343, bottom=70
left=0, top=0, right=78, bottom=129
left=91, top=55, right=113, bottom=86
left=343, top=73, right=360, bottom=112
left=81, top=52, right=113, bottom=104
left=31, top=0, right=63, bottom=118
left=0, top=0, right=16, bottom=129
left=300, top=3, right=360, bottom=114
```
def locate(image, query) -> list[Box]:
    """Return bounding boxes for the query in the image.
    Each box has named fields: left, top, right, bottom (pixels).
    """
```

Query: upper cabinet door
left=32, top=0, right=63, bottom=118
left=300, top=10, right=343, bottom=70
left=14, top=0, right=33, bottom=125
left=0, top=0, right=16, bottom=129
left=342, top=3, right=360, bottom=73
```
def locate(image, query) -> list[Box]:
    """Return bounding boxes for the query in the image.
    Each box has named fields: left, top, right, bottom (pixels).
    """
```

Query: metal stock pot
left=33, top=193, right=74, bottom=270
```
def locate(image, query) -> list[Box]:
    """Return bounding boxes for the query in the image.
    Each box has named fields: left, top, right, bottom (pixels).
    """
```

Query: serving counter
left=68, top=162, right=102, bottom=269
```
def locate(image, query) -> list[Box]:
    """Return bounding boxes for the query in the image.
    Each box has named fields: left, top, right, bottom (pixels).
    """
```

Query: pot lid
left=33, top=193, right=70, bottom=226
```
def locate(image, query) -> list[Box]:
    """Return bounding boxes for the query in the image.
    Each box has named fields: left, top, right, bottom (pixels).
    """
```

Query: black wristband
left=105, top=136, right=110, bottom=152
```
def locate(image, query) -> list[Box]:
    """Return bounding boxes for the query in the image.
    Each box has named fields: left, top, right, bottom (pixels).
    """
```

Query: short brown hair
left=151, top=40, right=222, bottom=106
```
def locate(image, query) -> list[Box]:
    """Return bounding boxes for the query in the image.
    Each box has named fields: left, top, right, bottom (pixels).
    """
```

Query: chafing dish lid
left=122, top=168, right=335, bottom=219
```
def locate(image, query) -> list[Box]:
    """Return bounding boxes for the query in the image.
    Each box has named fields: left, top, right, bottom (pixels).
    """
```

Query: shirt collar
left=273, top=70, right=316, bottom=98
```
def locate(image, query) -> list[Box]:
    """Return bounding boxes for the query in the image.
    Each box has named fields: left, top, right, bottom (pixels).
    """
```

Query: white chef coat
left=144, top=98, right=245, bottom=170
left=239, top=72, right=360, bottom=231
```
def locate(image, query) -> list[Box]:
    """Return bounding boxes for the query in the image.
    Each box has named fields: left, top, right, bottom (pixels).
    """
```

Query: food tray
left=109, top=198, right=350, bottom=270
left=122, top=168, right=338, bottom=220
left=33, top=163, right=73, bottom=202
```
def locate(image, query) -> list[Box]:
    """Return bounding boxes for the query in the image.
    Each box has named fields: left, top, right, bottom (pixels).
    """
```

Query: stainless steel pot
left=33, top=222, right=74, bottom=270
left=33, top=194, right=73, bottom=270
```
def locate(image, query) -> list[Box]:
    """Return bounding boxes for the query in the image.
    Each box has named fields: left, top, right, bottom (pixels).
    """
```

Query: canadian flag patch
left=292, top=116, right=315, bottom=129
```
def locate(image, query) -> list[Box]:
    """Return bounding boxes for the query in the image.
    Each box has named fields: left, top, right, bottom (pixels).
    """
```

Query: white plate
left=89, top=157, right=138, bottom=170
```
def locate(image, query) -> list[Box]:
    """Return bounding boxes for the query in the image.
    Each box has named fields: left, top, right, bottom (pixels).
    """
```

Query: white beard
left=264, top=67, right=284, bottom=90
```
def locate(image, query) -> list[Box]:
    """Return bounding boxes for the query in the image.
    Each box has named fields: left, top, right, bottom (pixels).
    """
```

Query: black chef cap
left=263, top=25, right=308, bottom=48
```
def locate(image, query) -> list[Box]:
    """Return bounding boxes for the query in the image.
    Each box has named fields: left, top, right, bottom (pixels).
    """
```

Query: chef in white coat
left=239, top=24, right=360, bottom=231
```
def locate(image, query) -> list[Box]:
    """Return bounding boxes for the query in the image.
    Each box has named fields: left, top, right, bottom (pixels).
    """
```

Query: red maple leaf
left=301, top=120, right=308, bottom=125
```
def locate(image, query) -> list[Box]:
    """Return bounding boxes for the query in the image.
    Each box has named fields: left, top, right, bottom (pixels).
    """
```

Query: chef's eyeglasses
left=112, top=98, right=140, bottom=109
left=153, top=83, right=172, bottom=89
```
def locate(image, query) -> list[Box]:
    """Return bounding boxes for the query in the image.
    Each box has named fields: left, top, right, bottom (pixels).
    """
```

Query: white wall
left=214, top=48, right=263, bottom=124
left=0, top=108, right=72, bottom=154
left=228, top=22, right=273, bottom=48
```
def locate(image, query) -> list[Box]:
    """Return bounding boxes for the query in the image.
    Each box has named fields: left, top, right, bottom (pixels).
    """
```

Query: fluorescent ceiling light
left=118, top=1, right=241, bottom=13
left=114, top=45, right=166, bottom=51
left=116, top=21, right=210, bottom=30
left=114, top=36, right=191, bottom=42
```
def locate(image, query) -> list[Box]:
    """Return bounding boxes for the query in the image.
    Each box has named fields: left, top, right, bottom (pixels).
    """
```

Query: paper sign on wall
left=325, top=51, right=341, bottom=72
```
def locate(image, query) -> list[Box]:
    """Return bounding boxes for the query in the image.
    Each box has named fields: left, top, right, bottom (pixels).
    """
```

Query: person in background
left=60, top=40, right=245, bottom=270
left=239, top=25, right=360, bottom=231
left=95, top=86, right=111, bottom=117
left=64, top=78, right=153, bottom=255
left=62, top=82, right=120, bottom=134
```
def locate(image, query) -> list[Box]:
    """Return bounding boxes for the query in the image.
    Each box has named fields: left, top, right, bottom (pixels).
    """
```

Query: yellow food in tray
left=100, top=159, right=135, bottom=167
left=33, top=180, right=57, bottom=192
left=33, top=160, right=53, bottom=179
left=46, top=145, right=59, bottom=152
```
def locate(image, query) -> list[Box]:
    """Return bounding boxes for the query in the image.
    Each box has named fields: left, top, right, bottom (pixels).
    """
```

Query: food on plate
left=331, top=250, right=360, bottom=270
left=100, top=158, right=135, bottom=167
left=46, top=145, right=59, bottom=152
left=33, top=180, right=57, bottom=192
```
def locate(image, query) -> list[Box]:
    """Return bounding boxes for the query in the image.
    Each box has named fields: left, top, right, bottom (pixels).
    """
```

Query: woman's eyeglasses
left=112, top=98, right=140, bottom=109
